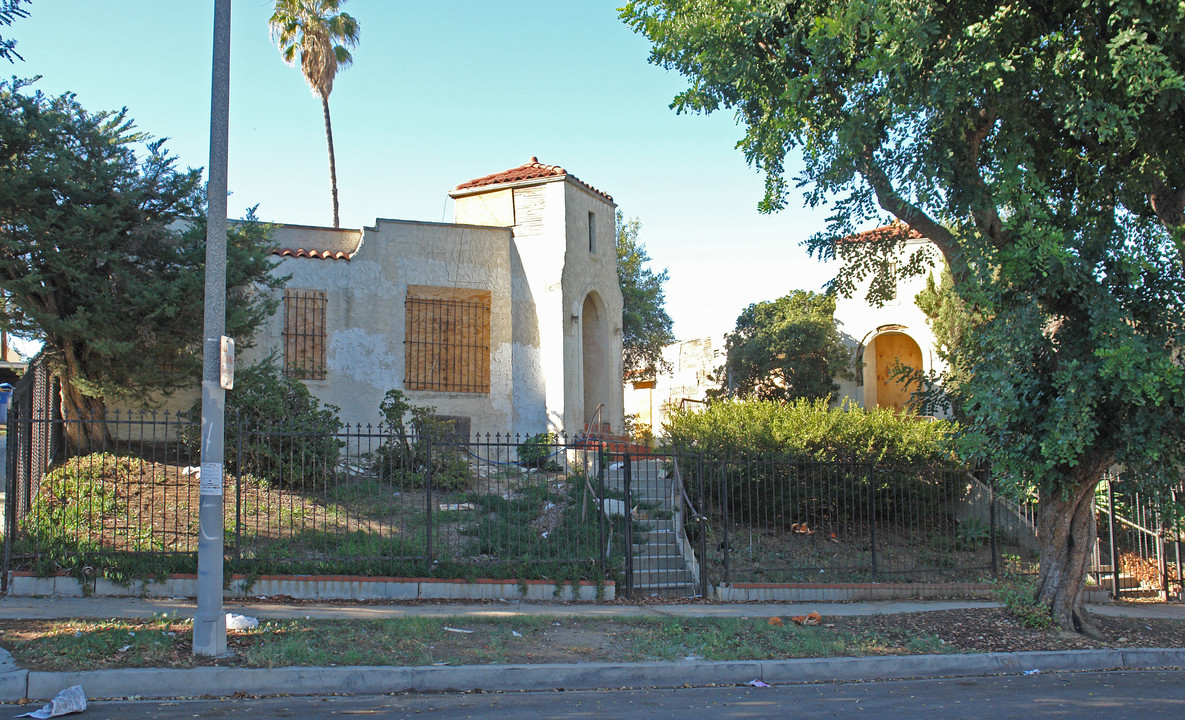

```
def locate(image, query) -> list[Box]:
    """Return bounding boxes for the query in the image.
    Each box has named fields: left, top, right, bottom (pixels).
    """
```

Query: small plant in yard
left=372, top=389, right=469, bottom=491
left=181, top=358, right=343, bottom=489
left=516, top=432, right=562, bottom=470
left=994, top=569, right=1052, bottom=629
left=955, top=516, right=989, bottom=549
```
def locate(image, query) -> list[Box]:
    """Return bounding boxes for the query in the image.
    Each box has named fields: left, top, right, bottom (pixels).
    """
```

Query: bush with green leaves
left=516, top=432, right=562, bottom=470
left=664, top=398, right=961, bottom=528
left=25, top=454, right=121, bottom=551
left=182, top=358, right=342, bottom=489
left=663, top=398, right=956, bottom=464
left=372, top=390, right=469, bottom=491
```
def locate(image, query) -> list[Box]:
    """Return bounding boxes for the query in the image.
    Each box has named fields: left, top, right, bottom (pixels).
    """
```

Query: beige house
left=832, top=224, right=943, bottom=413
left=241, top=158, right=625, bottom=438
left=625, top=224, right=945, bottom=435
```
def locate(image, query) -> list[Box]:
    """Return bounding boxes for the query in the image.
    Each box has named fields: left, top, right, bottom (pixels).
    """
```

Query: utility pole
left=194, top=0, right=231, bottom=657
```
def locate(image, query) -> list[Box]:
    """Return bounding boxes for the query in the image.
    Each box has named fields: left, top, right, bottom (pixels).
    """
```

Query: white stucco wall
left=831, top=238, right=945, bottom=410
left=561, top=182, right=624, bottom=434
left=243, top=220, right=516, bottom=436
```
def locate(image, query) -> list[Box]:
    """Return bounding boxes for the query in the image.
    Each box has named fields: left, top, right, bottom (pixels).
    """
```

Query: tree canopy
left=0, top=79, right=284, bottom=447
left=623, top=0, right=1185, bottom=633
left=617, top=211, right=675, bottom=380
left=0, top=0, right=28, bottom=63
left=713, top=290, right=850, bottom=403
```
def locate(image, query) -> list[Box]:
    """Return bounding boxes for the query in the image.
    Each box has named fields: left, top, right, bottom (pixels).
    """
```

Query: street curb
left=7, top=649, right=1185, bottom=701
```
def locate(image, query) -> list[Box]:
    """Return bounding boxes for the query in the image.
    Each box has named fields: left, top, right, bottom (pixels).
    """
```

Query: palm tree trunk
left=321, top=93, right=339, bottom=229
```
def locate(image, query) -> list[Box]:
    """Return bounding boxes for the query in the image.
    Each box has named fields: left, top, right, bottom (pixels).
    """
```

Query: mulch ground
left=830, top=607, right=1185, bottom=653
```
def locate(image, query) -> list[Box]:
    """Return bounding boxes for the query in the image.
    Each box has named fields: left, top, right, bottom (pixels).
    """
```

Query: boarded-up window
left=283, top=289, right=327, bottom=380
left=405, top=286, right=491, bottom=393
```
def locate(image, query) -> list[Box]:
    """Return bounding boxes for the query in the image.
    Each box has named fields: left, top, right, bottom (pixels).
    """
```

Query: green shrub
left=663, top=399, right=961, bottom=528
left=516, top=432, right=562, bottom=470
left=26, top=454, right=121, bottom=549
left=994, top=569, right=1052, bottom=629
left=372, top=390, right=469, bottom=491
left=182, top=358, right=342, bottom=489
left=663, top=398, right=956, bottom=464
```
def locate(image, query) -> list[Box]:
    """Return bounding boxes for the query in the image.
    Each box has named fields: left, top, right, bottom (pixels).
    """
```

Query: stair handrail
left=671, top=456, right=708, bottom=596
left=671, top=457, right=706, bottom=523
left=580, top=403, right=606, bottom=443
left=1096, top=502, right=1168, bottom=539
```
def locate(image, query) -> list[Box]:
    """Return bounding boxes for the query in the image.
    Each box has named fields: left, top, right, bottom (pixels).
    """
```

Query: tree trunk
left=59, top=380, right=110, bottom=455
left=321, top=93, right=339, bottom=229
left=58, top=346, right=111, bottom=454
left=1035, top=462, right=1106, bottom=636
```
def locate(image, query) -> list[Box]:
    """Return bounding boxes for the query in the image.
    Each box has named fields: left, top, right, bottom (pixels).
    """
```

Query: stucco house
left=831, top=223, right=944, bottom=413
left=624, top=223, right=945, bottom=435
left=240, top=158, right=626, bottom=438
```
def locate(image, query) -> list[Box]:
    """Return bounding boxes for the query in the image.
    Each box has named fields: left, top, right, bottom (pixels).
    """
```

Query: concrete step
left=633, top=554, right=689, bottom=571
left=632, top=568, right=695, bottom=586
left=630, top=583, right=699, bottom=598
left=1091, top=572, right=1142, bottom=590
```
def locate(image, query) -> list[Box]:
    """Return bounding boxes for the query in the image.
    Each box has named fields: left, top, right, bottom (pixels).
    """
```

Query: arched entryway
left=863, top=331, right=924, bottom=413
left=581, top=292, right=612, bottom=424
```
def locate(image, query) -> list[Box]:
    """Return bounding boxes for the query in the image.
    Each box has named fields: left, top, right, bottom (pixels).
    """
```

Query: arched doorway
left=581, top=292, right=611, bottom=425
left=864, top=332, right=923, bottom=413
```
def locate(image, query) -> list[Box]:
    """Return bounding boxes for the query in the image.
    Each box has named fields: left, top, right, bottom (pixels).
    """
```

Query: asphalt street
left=52, top=670, right=1185, bottom=720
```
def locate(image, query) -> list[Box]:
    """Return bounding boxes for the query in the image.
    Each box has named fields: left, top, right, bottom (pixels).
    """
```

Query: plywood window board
left=404, top=285, right=491, bottom=394
left=283, top=289, right=327, bottom=380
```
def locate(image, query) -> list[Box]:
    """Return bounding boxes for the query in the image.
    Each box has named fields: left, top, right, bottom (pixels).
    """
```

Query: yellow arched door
left=874, top=332, right=923, bottom=413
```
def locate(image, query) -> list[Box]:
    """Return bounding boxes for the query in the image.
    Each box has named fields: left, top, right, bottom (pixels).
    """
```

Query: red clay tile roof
left=452, top=157, right=613, bottom=202
left=842, top=221, right=926, bottom=243
left=271, top=247, right=355, bottom=261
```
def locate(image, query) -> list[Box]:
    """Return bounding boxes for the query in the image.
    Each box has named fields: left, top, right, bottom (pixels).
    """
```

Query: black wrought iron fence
left=2, top=406, right=1074, bottom=597
left=1095, top=479, right=1184, bottom=600
left=4, top=413, right=611, bottom=582
left=639, top=453, right=1020, bottom=587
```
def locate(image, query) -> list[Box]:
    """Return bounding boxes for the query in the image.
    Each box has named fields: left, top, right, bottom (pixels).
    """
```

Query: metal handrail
left=580, top=403, right=606, bottom=442
left=1097, top=502, right=1167, bottom=539
left=671, top=457, right=706, bottom=522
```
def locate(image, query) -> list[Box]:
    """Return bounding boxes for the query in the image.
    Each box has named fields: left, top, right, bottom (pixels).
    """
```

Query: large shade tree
left=713, top=290, right=850, bottom=402
left=617, top=211, right=675, bottom=381
left=269, top=0, right=360, bottom=229
left=0, top=80, right=283, bottom=450
left=623, top=0, right=1185, bottom=633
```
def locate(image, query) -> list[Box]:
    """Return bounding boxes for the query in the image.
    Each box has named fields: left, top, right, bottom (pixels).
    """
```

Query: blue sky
left=9, top=1, right=838, bottom=344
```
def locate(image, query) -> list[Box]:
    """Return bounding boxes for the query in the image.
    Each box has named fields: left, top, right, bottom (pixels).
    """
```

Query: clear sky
left=8, top=1, right=839, bottom=345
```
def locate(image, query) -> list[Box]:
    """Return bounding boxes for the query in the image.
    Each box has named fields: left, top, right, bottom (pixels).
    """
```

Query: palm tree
left=269, top=0, right=359, bottom=229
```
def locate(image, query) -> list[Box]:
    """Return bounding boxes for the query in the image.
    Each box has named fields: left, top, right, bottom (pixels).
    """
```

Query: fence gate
left=3, top=354, right=61, bottom=591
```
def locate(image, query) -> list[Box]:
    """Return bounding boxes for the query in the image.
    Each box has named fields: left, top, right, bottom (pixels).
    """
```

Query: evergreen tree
left=0, top=79, right=284, bottom=450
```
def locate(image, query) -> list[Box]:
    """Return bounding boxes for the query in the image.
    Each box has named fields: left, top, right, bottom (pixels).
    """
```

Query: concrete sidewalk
left=2, top=596, right=1184, bottom=702
left=1, top=595, right=1183, bottom=621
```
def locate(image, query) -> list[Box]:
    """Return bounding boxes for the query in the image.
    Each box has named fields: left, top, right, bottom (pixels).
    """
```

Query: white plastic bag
left=226, top=613, right=259, bottom=631
left=17, top=685, right=86, bottom=719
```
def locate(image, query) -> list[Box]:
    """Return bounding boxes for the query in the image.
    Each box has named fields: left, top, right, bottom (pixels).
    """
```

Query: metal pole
left=1107, top=481, right=1119, bottom=601
left=987, top=463, right=997, bottom=577
left=623, top=453, right=633, bottom=599
left=194, top=0, right=231, bottom=657
left=867, top=463, right=878, bottom=578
